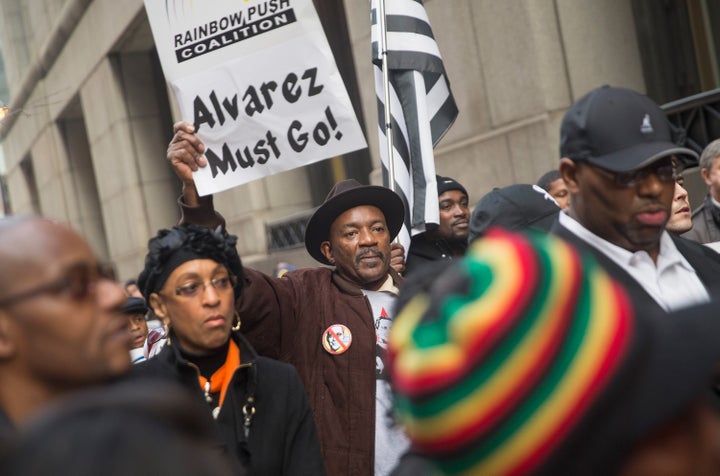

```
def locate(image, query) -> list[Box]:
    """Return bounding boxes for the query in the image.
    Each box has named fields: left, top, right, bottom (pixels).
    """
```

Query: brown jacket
left=180, top=196, right=402, bottom=476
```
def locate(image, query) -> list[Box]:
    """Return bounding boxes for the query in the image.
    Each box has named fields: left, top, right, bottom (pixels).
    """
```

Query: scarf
left=197, top=339, right=241, bottom=409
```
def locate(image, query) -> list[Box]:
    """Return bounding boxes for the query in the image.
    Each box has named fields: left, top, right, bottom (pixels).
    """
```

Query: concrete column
left=80, top=53, right=179, bottom=280
left=29, top=123, right=71, bottom=222
left=556, top=0, right=645, bottom=99
left=58, top=116, right=110, bottom=259
left=5, top=158, right=36, bottom=215
left=26, top=117, right=111, bottom=259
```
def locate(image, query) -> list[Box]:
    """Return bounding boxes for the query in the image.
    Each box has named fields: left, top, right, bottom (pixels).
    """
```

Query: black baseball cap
left=560, top=85, right=698, bottom=172
left=468, top=184, right=560, bottom=242
left=121, top=297, right=148, bottom=316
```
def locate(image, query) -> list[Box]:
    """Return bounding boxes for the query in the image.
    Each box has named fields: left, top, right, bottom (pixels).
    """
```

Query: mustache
left=355, top=248, right=385, bottom=264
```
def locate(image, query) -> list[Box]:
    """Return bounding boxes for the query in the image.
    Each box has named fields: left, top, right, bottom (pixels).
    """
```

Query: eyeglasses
left=172, top=275, right=237, bottom=298
left=584, top=159, right=676, bottom=188
left=0, top=262, right=116, bottom=307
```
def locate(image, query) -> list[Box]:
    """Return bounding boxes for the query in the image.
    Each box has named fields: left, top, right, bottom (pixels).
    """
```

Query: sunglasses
left=583, top=158, right=676, bottom=189
left=0, top=262, right=116, bottom=307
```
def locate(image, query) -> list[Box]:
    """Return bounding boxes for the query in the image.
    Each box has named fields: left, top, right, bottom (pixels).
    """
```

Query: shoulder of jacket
left=254, top=355, right=292, bottom=372
left=131, top=350, right=177, bottom=378
left=674, top=235, right=720, bottom=259
left=691, top=200, right=710, bottom=219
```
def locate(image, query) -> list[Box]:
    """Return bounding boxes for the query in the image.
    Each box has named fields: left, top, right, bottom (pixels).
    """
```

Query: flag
left=371, top=0, right=458, bottom=254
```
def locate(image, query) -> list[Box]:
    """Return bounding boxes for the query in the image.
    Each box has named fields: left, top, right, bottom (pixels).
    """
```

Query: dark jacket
left=682, top=194, right=720, bottom=244
left=180, top=196, right=402, bottom=476
left=405, top=233, right=467, bottom=276
left=551, top=219, right=720, bottom=311
left=0, top=407, right=14, bottom=453
left=134, top=331, right=325, bottom=476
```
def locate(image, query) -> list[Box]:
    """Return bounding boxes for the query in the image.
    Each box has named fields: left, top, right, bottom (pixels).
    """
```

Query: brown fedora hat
left=305, top=179, right=405, bottom=265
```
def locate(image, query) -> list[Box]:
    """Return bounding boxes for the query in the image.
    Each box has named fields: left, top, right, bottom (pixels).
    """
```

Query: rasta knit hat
left=137, top=224, right=244, bottom=300
left=304, top=179, right=405, bottom=265
left=389, top=229, right=720, bottom=475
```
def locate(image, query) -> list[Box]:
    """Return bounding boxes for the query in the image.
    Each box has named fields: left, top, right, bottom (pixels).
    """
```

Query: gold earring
left=232, top=312, right=241, bottom=332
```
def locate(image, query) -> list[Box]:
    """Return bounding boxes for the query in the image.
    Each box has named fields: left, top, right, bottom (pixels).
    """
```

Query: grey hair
left=699, top=139, right=720, bottom=171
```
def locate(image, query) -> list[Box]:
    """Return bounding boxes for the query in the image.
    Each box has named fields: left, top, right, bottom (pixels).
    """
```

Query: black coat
left=683, top=195, right=720, bottom=244
left=0, top=406, right=14, bottom=453
left=551, top=219, right=720, bottom=312
left=134, top=331, right=326, bottom=476
left=405, top=233, right=467, bottom=276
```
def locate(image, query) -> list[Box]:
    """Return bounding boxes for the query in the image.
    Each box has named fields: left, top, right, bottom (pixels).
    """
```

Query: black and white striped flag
left=371, top=0, right=458, bottom=254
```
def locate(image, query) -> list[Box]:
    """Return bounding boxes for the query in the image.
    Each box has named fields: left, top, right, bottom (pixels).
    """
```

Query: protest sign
left=144, top=0, right=367, bottom=196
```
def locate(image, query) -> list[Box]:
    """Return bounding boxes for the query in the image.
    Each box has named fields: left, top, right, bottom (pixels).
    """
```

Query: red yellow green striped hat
left=388, top=229, right=720, bottom=475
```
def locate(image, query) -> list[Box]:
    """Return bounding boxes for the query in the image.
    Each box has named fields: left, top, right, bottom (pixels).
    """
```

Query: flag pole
left=377, top=0, right=396, bottom=193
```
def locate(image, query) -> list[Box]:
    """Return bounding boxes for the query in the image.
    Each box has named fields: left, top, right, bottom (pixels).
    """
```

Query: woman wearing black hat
left=133, top=224, right=325, bottom=475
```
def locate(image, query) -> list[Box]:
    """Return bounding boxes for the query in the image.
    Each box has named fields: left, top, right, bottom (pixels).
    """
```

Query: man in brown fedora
left=165, top=121, right=409, bottom=476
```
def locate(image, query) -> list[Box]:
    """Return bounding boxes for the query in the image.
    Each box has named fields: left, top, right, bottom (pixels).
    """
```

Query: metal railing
left=662, top=88, right=720, bottom=154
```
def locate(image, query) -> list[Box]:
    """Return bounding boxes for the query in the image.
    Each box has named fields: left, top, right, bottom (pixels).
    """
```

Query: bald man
left=0, top=216, right=131, bottom=441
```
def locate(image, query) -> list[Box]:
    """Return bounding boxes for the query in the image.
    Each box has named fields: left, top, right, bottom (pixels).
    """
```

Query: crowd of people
left=2, top=84, right=720, bottom=476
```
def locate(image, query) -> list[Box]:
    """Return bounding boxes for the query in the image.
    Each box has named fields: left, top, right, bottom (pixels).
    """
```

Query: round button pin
left=322, top=324, right=352, bottom=355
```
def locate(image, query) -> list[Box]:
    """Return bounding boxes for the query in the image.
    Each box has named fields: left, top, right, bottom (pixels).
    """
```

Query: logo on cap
left=532, top=184, right=559, bottom=205
left=322, top=324, right=352, bottom=355
left=640, top=114, right=654, bottom=134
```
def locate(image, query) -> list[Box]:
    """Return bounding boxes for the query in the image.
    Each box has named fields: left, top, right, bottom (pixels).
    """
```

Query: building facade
left=0, top=0, right=718, bottom=280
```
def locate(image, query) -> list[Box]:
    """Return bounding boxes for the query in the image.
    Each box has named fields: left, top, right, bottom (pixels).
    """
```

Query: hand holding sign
left=167, top=121, right=209, bottom=205
left=168, top=122, right=207, bottom=177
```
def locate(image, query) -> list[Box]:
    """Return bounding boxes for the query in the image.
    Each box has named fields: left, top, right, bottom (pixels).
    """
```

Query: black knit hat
left=436, top=175, right=467, bottom=197
left=304, top=179, right=405, bottom=265
left=137, top=224, right=244, bottom=299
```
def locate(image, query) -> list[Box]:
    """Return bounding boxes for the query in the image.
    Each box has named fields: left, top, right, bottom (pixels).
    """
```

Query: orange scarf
left=197, top=339, right=241, bottom=409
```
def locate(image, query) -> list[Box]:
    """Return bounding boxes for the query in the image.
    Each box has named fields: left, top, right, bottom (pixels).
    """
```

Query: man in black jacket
left=405, top=175, right=470, bottom=275
left=555, top=85, right=720, bottom=312
left=0, top=216, right=131, bottom=445
left=682, top=139, right=720, bottom=244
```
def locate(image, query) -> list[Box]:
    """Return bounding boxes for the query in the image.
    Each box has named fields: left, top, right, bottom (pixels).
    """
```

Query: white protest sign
left=144, top=0, right=367, bottom=196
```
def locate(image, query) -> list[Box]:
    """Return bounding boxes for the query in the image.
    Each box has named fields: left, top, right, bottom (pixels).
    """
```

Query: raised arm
left=166, top=121, right=224, bottom=229
left=167, top=121, right=207, bottom=207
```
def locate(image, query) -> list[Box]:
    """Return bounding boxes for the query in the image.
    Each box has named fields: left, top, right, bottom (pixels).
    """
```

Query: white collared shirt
left=558, top=212, right=709, bottom=311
